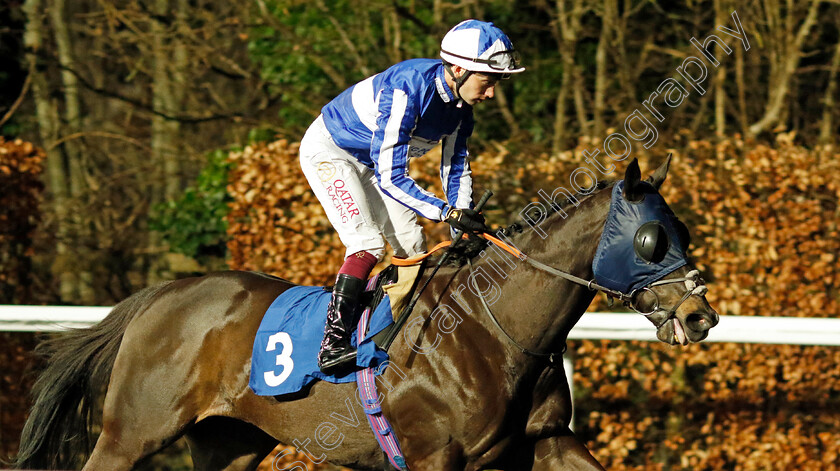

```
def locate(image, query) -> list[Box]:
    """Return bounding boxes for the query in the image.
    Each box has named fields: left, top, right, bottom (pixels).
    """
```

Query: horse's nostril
left=685, top=313, right=712, bottom=332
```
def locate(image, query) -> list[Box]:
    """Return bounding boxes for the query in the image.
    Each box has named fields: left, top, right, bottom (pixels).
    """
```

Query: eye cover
left=634, top=221, right=670, bottom=264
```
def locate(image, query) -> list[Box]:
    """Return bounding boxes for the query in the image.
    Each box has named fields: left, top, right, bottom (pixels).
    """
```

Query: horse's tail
left=13, top=281, right=173, bottom=470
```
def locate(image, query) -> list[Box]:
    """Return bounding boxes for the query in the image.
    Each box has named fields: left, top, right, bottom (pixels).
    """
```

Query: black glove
left=444, top=207, right=488, bottom=234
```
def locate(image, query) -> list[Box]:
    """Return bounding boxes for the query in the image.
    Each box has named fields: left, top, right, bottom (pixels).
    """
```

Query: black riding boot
left=318, top=273, right=365, bottom=373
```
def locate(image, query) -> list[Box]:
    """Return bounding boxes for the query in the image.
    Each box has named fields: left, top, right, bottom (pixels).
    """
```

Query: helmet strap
left=443, top=62, right=472, bottom=105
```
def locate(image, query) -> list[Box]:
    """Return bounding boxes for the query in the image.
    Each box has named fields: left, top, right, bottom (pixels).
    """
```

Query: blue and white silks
left=321, top=59, right=474, bottom=221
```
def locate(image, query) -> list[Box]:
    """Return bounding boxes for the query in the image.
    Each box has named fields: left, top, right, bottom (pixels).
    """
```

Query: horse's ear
left=623, top=158, right=644, bottom=201
left=646, top=153, right=672, bottom=190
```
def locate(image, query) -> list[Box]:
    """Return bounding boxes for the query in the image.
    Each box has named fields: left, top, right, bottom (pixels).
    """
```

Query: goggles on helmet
left=441, top=49, right=522, bottom=76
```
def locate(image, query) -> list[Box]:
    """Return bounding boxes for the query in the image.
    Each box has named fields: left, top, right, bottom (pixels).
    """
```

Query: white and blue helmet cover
left=440, top=19, right=525, bottom=74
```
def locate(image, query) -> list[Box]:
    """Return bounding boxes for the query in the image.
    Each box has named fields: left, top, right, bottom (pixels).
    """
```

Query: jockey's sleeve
left=440, top=112, right=475, bottom=210
left=371, top=80, right=449, bottom=221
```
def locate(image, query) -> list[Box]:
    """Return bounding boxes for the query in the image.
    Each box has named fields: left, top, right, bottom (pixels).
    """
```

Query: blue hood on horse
left=593, top=180, right=689, bottom=294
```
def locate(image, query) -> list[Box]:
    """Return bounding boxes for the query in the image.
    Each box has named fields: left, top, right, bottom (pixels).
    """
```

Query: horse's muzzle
left=657, top=309, right=719, bottom=345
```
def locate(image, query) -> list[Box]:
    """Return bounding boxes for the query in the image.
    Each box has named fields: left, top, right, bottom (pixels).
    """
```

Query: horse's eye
left=634, top=222, right=669, bottom=264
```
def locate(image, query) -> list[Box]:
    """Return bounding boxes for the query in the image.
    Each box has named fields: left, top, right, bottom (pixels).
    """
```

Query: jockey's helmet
left=440, top=20, right=525, bottom=77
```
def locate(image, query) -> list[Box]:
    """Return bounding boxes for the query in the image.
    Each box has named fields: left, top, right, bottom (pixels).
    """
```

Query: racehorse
left=15, top=158, right=718, bottom=470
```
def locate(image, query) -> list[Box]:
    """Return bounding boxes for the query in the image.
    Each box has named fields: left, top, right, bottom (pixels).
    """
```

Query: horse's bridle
left=525, top=256, right=707, bottom=325
left=629, top=269, right=708, bottom=327
left=467, top=244, right=708, bottom=363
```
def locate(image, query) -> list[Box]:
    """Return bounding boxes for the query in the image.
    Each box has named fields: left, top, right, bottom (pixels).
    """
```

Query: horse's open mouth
left=673, top=318, right=688, bottom=345
left=656, top=318, right=691, bottom=346
left=657, top=317, right=712, bottom=345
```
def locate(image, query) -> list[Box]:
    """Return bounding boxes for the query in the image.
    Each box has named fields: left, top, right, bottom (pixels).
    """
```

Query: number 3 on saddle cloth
left=249, top=265, right=414, bottom=396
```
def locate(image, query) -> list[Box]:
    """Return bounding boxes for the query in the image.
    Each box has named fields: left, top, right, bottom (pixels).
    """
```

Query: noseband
left=630, top=269, right=707, bottom=327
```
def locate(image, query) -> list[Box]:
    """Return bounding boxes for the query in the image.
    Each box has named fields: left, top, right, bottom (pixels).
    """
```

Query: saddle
left=340, top=261, right=425, bottom=351
left=249, top=261, right=425, bottom=397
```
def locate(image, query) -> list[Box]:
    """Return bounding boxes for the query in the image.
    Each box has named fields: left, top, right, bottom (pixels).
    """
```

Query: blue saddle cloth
left=249, top=285, right=392, bottom=396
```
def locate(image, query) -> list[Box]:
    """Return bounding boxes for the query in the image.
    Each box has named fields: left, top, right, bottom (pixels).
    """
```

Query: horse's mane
left=446, top=179, right=615, bottom=266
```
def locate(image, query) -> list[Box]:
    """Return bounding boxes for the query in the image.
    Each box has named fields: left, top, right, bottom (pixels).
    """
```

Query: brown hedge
left=227, top=137, right=840, bottom=470
left=0, top=137, right=44, bottom=458
left=227, top=140, right=345, bottom=286
left=0, top=137, right=43, bottom=302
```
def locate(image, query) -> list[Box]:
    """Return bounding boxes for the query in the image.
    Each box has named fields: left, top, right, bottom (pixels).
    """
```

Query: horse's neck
left=474, top=191, right=611, bottom=355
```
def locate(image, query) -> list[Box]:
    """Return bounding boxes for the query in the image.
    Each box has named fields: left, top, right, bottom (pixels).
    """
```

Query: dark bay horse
left=15, top=159, right=718, bottom=470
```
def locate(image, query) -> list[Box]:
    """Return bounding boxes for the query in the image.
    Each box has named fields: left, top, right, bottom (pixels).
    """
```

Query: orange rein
left=390, top=232, right=524, bottom=266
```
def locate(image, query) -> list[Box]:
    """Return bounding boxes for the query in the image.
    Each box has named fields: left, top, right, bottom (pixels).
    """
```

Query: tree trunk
left=433, top=0, right=442, bottom=25
left=49, top=0, right=96, bottom=303
left=593, top=0, right=615, bottom=138
left=819, top=28, right=840, bottom=145
left=572, top=63, right=589, bottom=138
left=151, top=0, right=181, bottom=202
left=172, top=0, right=189, bottom=191
left=23, top=0, right=79, bottom=301
left=614, top=0, right=637, bottom=111
left=735, top=40, right=749, bottom=137
left=383, top=6, right=402, bottom=65
left=553, top=67, right=570, bottom=154
left=48, top=0, right=83, bottom=196
left=543, top=0, right=585, bottom=153
left=714, top=0, right=726, bottom=138
left=494, top=84, right=520, bottom=136
left=749, top=0, right=821, bottom=137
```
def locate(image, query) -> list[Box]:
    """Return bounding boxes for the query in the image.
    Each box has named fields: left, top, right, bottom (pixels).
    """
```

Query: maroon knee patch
left=338, top=251, right=378, bottom=280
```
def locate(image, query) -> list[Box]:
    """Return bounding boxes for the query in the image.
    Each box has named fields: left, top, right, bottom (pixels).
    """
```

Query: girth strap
left=356, top=276, right=409, bottom=470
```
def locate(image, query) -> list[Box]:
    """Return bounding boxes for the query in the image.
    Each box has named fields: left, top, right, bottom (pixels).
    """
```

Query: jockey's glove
left=444, top=207, right=488, bottom=234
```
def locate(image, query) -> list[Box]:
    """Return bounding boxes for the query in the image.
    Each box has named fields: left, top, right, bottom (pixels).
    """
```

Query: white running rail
left=4, top=306, right=840, bottom=346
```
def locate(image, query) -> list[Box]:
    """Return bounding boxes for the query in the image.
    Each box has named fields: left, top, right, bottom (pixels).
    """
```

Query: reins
left=378, top=191, right=494, bottom=352
left=466, top=258, right=566, bottom=365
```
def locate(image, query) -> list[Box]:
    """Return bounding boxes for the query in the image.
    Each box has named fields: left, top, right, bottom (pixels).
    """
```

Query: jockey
left=299, top=19, right=525, bottom=373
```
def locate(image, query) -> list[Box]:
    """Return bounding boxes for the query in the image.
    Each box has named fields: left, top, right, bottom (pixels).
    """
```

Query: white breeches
left=299, top=115, right=427, bottom=260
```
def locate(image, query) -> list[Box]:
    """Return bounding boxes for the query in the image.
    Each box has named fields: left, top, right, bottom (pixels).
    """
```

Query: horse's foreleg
left=525, top=365, right=605, bottom=470
left=531, top=431, right=606, bottom=471
left=185, top=417, right=279, bottom=471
